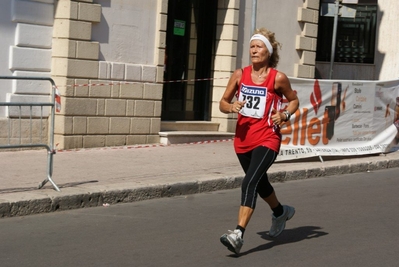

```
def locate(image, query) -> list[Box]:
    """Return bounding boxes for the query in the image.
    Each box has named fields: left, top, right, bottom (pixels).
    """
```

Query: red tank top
left=234, top=66, right=283, bottom=153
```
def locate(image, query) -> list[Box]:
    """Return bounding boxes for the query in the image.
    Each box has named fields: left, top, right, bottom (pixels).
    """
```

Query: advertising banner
left=277, top=78, right=399, bottom=161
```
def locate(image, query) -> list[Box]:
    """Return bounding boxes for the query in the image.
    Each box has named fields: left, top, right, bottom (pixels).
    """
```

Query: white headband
left=250, top=34, right=273, bottom=55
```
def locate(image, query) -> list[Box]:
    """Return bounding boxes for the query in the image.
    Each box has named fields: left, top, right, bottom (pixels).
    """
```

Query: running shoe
left=269, top=205, right=295, bottom=237
left=220, top=229, right=243, bottom=254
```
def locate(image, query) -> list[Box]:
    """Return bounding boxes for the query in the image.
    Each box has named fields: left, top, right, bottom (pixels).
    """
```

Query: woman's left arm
left=275, top=72, right=299, bottom=122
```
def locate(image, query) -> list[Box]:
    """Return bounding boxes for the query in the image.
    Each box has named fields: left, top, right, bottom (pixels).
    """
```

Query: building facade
left=0, top=0, right=398, bottom=149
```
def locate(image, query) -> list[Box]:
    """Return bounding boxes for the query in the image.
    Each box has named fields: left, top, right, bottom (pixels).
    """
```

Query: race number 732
left=242, top=95, right=260, bottom=109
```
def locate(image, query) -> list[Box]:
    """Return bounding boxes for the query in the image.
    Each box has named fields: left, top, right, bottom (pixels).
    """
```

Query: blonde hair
left=254, top=27, right=281, bottom=68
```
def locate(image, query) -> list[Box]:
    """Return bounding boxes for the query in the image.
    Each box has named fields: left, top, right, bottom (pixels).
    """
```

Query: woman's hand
left=271, top=108, right=285, bottom=126
left=231, top=101, right=246, bottom=113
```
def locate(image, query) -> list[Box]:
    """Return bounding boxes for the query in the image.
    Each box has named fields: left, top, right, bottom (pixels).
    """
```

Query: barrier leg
left=38, top=177, right=60, bottom=191
left=38, top=150, right=60, bottom=191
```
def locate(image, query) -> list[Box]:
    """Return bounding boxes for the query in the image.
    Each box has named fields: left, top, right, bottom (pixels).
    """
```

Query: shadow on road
left=236, top=226, right=328, bottom=257
left=0, top=180, right=99, bottom=194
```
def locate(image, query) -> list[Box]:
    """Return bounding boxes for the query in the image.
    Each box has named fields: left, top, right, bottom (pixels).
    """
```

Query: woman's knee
left=257, top=184, right=274, bottom=199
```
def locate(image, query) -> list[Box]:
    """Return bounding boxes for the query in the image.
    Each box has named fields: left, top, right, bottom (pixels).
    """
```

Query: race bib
left=238, top=84, right=267, bottom=119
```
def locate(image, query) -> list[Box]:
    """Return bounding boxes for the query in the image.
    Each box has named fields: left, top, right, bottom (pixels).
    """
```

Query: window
left=316, top=0, right=378, bottom=64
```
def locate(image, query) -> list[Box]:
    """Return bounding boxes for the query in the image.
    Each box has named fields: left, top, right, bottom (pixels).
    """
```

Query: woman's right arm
left=219, top=69, right=244, bottom=114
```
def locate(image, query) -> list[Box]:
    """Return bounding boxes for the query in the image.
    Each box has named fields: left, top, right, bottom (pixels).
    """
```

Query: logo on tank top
left=238, top=83, right=267, bottom=119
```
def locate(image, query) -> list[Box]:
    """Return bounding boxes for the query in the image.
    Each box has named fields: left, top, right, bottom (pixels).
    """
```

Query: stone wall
left=52, top=0, right=165, bottom=149
left=4, top=0, right=54, bottom=116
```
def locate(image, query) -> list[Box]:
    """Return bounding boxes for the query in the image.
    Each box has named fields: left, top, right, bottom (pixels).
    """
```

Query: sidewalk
left=1, top=140, right=398, bottom=218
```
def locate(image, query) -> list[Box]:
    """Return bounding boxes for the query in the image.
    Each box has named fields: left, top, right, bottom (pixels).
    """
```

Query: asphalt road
left=0, top=168, right=398, bottom=267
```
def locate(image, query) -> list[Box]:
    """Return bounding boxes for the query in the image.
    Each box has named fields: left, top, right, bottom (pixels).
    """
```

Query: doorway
left=162, top=0, right=218, bottom=121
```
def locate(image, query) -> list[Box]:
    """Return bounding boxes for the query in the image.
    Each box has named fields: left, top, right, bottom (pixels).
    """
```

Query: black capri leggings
left=236, top=146, right=278, bottom=209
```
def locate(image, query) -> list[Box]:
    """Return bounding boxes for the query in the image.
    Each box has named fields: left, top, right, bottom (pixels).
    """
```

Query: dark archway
left=162, top=0, right=218, bottom=121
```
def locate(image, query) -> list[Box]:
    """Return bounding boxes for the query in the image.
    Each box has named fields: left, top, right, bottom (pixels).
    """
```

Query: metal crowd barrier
left=0, top=76, right=60, bottom=191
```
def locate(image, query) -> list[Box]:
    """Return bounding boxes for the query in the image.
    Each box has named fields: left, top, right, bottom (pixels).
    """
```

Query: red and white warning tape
left=58, top=76, right=230, bottom=88
left=55, top=138, right=233, bottom=153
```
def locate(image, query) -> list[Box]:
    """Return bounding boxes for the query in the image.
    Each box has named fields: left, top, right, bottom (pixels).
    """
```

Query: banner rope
left=55, top=138, right=233, bottom=153
left=57, top=76, right=230, bottom=88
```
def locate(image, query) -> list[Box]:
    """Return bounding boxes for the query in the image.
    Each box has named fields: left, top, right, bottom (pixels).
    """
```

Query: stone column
left=295, top=0, right=320, bottom=78
left=211, top=0, right=240, bottom=133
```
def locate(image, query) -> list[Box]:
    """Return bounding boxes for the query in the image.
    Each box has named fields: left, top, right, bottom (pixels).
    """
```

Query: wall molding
left=294, top=0, right=320, bottom=78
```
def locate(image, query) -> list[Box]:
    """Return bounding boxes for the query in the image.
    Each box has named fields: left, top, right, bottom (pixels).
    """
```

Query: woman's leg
left=255, top=152, right=296, bottom=238
left=256, top=158, right=285, bottom=217
left=235, top=151, right=254, bottom=229
left=261, top=190, right=280, bottom=209
left=220, top=146, right=278, bottom=254
left=236, top=146, right=278, bottom=228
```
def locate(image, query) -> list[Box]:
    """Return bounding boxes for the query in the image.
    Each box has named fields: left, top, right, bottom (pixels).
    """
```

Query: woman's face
left=249, top=39, right=269, bottom=64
